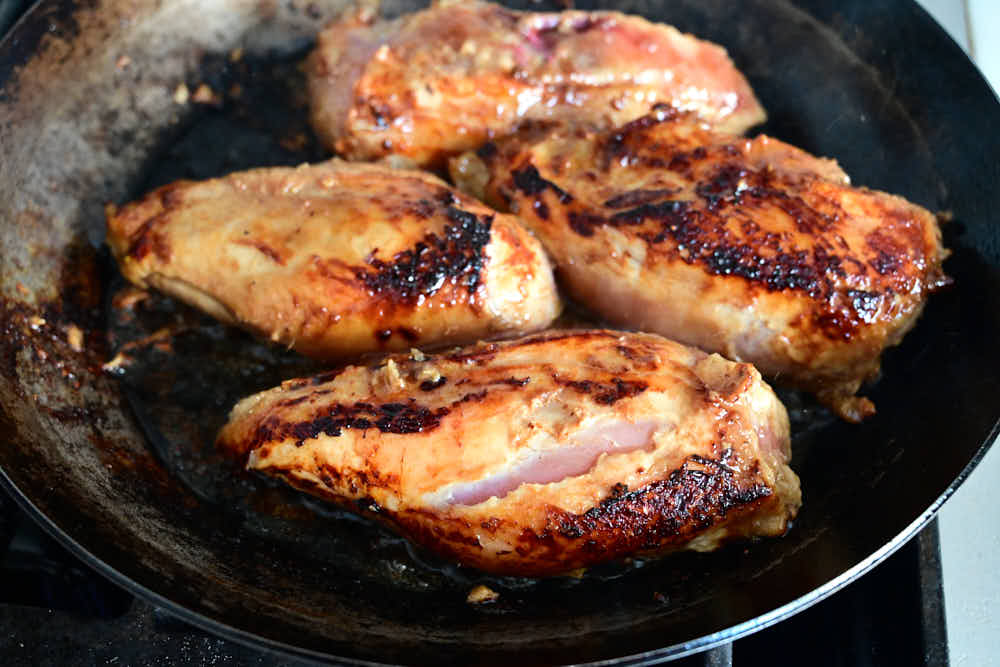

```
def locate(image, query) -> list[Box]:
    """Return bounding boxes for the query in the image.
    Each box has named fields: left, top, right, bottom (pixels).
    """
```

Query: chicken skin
left=218, top=330, right=800, bottom=577
left=451, top=108, right=949, bottom=421
left=105, top=160, right=560, bottom=360
left=307, top=0, right=765, bottom=169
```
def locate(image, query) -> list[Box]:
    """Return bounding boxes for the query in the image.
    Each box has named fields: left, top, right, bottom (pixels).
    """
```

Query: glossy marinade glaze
left=452, top=107, right=949, bottom=420
left=308, top=0, right=765, bottom=168
left=218, top=330, right=800, bottom=576
left=106, top=159, right=561, bottom=360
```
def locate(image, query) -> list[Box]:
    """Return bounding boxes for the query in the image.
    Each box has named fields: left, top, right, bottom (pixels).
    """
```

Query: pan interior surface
left=1, top=0, right=998, bottom=664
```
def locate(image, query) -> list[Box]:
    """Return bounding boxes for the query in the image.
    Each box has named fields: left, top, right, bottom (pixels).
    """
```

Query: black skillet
left=1, top=0, right=998, bottom=664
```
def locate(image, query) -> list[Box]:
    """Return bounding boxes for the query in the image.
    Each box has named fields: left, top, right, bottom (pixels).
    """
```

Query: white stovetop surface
left=913, top=1, right=1000, bottom=665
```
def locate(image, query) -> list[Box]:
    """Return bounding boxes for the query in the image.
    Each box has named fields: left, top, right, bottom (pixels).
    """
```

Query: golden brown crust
left=460, top=108, right=949, bottom=420
left=218, top=330, right=800, bottom=576
left=106, top=160, right=560, bottom=359
left=307, top=0, right=766, bottom=168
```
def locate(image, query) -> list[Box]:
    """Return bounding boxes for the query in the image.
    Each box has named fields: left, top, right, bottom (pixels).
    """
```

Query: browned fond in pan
left=1, top=1, right=998, bottom=664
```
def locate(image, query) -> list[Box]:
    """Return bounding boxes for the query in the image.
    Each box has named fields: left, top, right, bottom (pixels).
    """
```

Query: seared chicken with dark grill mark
left=308, top=0, right=765, bottom=168
left=451, top=108, right=949, bottom=421
left=106, top=160, right=560, bottom=360
left=218, top=330, right=800, bottom=577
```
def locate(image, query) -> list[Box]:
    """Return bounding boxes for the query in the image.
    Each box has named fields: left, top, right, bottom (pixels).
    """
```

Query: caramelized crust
left=218, top=330, right=800, bottom=576
left=454, top=108, right=949, bottom=420
left=308, top=0, right=765, bottom=168
left=106, top=160, right=560, bottom=359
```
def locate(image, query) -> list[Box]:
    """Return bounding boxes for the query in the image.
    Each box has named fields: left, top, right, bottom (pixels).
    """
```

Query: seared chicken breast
left=452, top=108, right=949, bottom=421
left=218, top=330, right=800, bottom=576
left=308, top=0, right=765, bottom=168
left=106, top=160, right=560, bottom=360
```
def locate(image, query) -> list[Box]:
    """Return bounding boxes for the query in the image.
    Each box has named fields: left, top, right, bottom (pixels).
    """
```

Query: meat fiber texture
left=218, top=330, right=800, bottom=576
left=308, top=0, right=765, bottom=168
left=105, top=159, right=561, bottom=360
left=452, top=108, right=949, bottom=421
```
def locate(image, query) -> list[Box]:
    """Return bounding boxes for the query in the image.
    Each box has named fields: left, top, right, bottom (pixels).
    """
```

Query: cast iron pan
left=1, top=0, right=998, bottom=664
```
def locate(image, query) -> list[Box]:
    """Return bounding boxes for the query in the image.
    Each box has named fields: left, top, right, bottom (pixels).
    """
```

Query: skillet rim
left=2, top=423, right=997, bottom=664
left=1, top=0, right=999, bottom=663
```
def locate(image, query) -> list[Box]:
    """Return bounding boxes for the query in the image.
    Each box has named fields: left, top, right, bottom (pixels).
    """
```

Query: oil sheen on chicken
left=307, top=0, right=766, bottom=168
left=452, top=108, right=949, bottom=421
left=217, top=330, right=800, bottom=577
left=105, top=160, right=560, bottom=360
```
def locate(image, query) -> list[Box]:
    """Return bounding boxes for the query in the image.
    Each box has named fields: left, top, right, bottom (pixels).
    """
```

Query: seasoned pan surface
left=1, top=1, right=999, bottom=664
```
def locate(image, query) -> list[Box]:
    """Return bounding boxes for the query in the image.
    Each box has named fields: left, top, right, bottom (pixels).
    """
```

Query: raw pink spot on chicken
left=445, top=419, right=662, bottom=506
left=223, top=330, right=800, bottom=576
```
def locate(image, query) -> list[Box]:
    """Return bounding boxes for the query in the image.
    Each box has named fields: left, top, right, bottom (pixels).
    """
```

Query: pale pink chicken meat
left=105, top=159, right=560, bottom=360
left=218, top=330, right=801, bottom=576
left=451, top=108, right=950, bottom=421
left=307, top=0, right=766, bottom=168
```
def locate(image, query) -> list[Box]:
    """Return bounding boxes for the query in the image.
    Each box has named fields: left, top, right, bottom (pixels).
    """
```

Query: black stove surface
left=0, top=483, right=948, bottom=666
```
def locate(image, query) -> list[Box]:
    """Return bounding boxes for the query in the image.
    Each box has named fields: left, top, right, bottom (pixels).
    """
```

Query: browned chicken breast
left=105, top=160, right=560, bottom=360
left=218, top=330, right=800, bottom=577
left=308, top=0, right=765, bottom=168
left=452, top=108, right=949, bottom=421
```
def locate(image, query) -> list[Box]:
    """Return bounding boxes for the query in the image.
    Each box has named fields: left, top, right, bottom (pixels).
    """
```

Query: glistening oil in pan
left=99, top=46, right=836, bottom=605
left=95, top=49, right=539, bottom=599
left=105, top=284, right=679, bottom=599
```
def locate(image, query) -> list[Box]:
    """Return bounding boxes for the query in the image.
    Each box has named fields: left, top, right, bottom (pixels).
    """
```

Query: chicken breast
left=451, top=108, right=949, bottom=421
left=308, top=0, right=765, bottom=168
left=218, top=330, right=800, bottom=577
left=105, top=160, right=560, bottom=360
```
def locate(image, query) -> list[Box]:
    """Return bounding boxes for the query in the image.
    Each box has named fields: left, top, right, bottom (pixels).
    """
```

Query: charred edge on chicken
left=124, top=183, right=189, bottom=262
left=355, top=206, right=493, bottom=302
left=249, top=399, right=452, bottom=449
left=375, top=453, right=777, bottom=575
left=512, top=165, right=572, bottom=203
left=553, top=376, right=649, bottom=404
left=507, top=123, right=931, bottom=340
left=544, top=454, right=773, bottom=546
left=247, top=380, right=528, bottom=449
